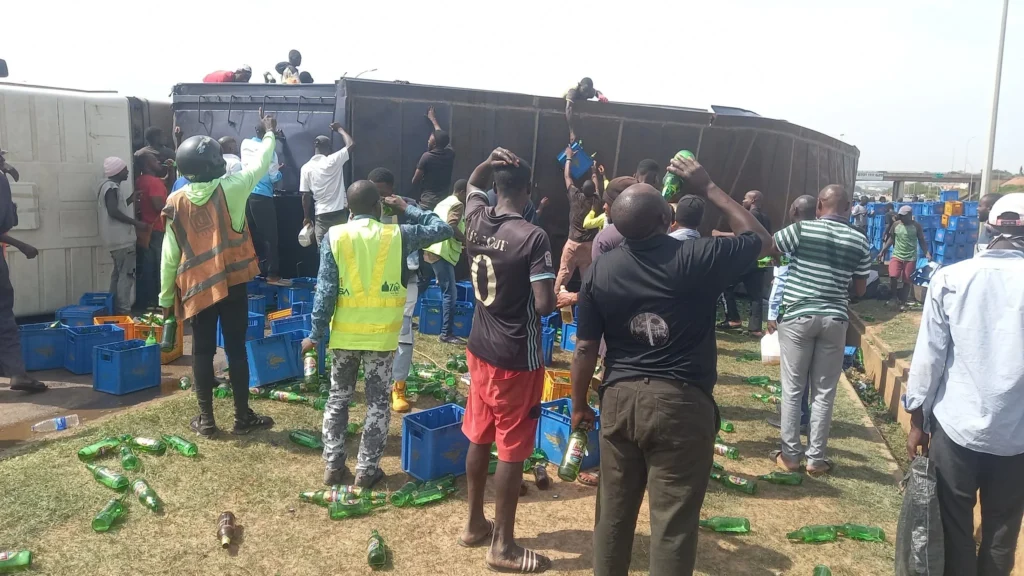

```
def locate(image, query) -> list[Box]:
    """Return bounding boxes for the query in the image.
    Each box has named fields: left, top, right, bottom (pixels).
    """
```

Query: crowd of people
left=2, top=74, right=1023, bottom=574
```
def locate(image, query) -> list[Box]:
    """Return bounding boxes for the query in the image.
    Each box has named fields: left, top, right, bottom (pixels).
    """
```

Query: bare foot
left=458, top=518, right=493, bottom=548
left=486, top=543, right=551, bottom=573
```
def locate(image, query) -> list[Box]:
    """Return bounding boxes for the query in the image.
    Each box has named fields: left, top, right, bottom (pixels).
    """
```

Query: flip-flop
left=806, top=459, right=835, bottom=478
left=769, top=450, right=800, bottom=472
left=10, top=379, right=47, bottom=393
left=487, top=548, right=551, bottom=573
left=457, top=519, right=494, bottom=548
left=577, top=470, right=598, bottom=487
left=716, top=321, right=742, bottom=330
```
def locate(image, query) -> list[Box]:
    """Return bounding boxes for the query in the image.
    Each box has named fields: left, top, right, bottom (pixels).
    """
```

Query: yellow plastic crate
left=942, top=214, right=950, bottom=228
left=542, top=369, right=573, bottom=402
left=134, top=322, right=184, bottom=365
left=267, top=308, right=292, bottom=321
left=94, top=316, right=135, bottom=340
left=944, top=201, right=963, bottom=216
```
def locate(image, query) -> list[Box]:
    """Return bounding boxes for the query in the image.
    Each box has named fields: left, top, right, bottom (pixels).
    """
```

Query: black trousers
left=594, top=378, right=716, bottom=576
left=190, top=283, right=252, bottom=422
left=931, top=419, right=1024, bottom=576
left=724, top=268, right=765, bottom=331
left=0, top=254, right=26, bottom=378
left=246, top=195, right=279, bottom=277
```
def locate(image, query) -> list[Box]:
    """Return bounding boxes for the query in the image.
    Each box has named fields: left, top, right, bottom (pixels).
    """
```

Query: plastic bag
left=760, top=331, right=780, bottom=365
left=297, top=223, right=315, bottom=248
left=895, top=456, right=944, bottom=575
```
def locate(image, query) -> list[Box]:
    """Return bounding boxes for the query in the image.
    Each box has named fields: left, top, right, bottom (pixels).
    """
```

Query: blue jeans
left=430, top=259, right=457, bottom=337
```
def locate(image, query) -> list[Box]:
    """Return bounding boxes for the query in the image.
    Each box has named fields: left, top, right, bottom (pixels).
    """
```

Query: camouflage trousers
left=322, top=349, right=395, bottom=474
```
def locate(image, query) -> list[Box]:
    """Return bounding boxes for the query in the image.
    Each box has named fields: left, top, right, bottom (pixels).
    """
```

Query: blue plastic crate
left=963, top=202, right=978, bottom=218
left=935, top=252, right=956, bottom=265
left=536, top=398, right=601, bottom=470
left=248, top=294, right=266, bottom=316
left=940, top=190, right=959, bottom=202
left=935, top=228, right=952, bottom=244
left=413, top=297, right=422, bottom=318
left=270, top=313, right=311, bottom=336
left=217, top=312, right=266, bottom=347
left=65, top=324, right=125, bottom=375
left=912, top=203, right=927, bottom=216
left=843, top=346, right=858, bottom=369
left=556, top=140, right=594, bottom=180
left=281, top=329, right=327, bottom=375
left=968, top=229, right=979, bottom=243
left=560, top=322, right=578, bottom=352
left=78, top=292, right=114, bottom=315
left=93, top=340, right=161, bottom=395
left=956, top=244, right=971, bottom=260
left=401, top=404, right=469, bottom=482
left=419, top=299, right=443, bottom=335
left=931, top=202, right=945, bottom=215
left=423, top=285, right=442, bottom=302
left=19, top=323, right=67, bottom=371
left=279, top=285, right=313, bottom=309
left=246, top=279, right=263, bottom=295
left=947, top=216, right=966, bottom=231
left=55, top=305, right=105, bottom=327
left=955, top=230, right=969, bottom=245
left=258, top=284, right=278, bottom=308
left=453, top=302, right=474, bottom=338
left=291, top=277, right=317, bottom=287
left=935, top=244, right=948, bottom=257
left=291, top=301, right=314, bottom=316
left=541, top=312, right=561, bottom=330
left=456, top=281, right=474, bottom=303
left=246, top=334, right=302, bottom=387
left=541, top=327, right=556, bottom=366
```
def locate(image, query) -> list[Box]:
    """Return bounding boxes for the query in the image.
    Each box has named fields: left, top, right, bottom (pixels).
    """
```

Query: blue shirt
left=171, top=176, right=189, bottom=193
left=309, top=206, right=453, bottom=345
left=242, top=136, right=281, bottom=197
left=904, top=249, right=1024, bottom=456
left=767, top=260, right=790, bottom=322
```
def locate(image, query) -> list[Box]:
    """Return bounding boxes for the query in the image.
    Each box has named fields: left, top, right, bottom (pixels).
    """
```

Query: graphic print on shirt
left=471, top=253, right=497, bottom=306
left=628, top=312, right=670, bottom=346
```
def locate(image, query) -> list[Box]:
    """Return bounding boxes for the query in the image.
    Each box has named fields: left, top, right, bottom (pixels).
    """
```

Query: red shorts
left=461, top=350, right=545, bottom=462
left=888, top=257, right=914, bottom=283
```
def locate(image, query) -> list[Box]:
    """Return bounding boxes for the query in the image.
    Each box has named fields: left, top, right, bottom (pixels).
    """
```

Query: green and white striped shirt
left=773, top=219, right=871, bottom=321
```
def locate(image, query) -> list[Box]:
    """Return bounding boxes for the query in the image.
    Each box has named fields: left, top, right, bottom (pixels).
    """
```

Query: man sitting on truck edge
left=300, top=122, right=355, bottom=245
left=159, top=110, right=280, bottom=438
left=242, top=121, right=286, bottom=285
left=302, top=180, right=451, bottom=488
left=203, top=66, right=252, bottom=83
left=0, top=151, right=46, bottom=392
left=99, top=157, right=147, bottom=315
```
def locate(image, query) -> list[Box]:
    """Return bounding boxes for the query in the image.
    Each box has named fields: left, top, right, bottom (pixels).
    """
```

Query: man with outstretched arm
left=570, top=156, right=770, bottom=576
left=459, top=148, right=556, bottom=573
left=300, top=122, right=355, bottom=245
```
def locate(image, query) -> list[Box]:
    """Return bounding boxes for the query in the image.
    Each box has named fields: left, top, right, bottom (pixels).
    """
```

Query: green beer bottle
left=711, top=461, right=724, bottom=471
left=710, top=471, right=757, bottom=495
left=303, top=349, right=318, bottom=389
left=268, top=390, right=307, bottom=404
left=557, top=427, right=589, bottom=482
left=410, top=485, right=455, bottom=507
left=751, top=393, right=781, bottom=405
left=745, top=376, right=771, bottom=386
left=487, top=458, right=498, bottom=475
left=660, top=150, right=696, bottom=199
left=179, top=376, right=192, bottom=390
left=329, top=497, right=384, bottom=519
left=389, top=481, right=422, bottom=507
left=699, top=516, right=751, bottom=533
left=213, top=386, right=233, bottom=399
left=0, top=550, right=31, bottom=572
left=445, top=356, right=460, bottom=372
left=346, top=422, right=363, bottom=437
left=119, top=445, right=140, bottom=471
left=431, top=474, right=457, bottom=490
left=713, top=443, right=740, bottom=460
left=132, top=479, right=162, bottom=512
left=92, top=497, right=126, bottom=532
left=313, top=397, right=327, bottom=410
left=813, top=565, right=833, bottom=576
left=758, top=471, right=803, bottom=485
left=145, top=330, right=157, bottom=346
left=85, top=463, right=129, bottom=491
left=159, top=315, right=177, bottom=353
left=289, top=430, right=323, bottom=450
left=786, top=525, right=838, bottom=543
left=130, top=436, right=167, bottom=456
left=836, top=523, right=885, bottom=542
left=764, top=384, right=782, bottom=395
left=77, top=437, right=122, bottom=461
left=367, top=530, right=387, bottom=569
left=249, top=386, right=270, bottom=398
left=163, top=434, right=198, bottom=457
left=719, top=420, right=735, bottom=432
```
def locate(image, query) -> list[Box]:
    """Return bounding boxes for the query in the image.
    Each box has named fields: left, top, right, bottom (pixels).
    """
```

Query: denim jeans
left=430, top=259, right=457, bottom=337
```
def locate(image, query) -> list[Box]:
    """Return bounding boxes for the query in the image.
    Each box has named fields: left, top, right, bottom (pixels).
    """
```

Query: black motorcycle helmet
left=176, top=135, right=226, bottom=183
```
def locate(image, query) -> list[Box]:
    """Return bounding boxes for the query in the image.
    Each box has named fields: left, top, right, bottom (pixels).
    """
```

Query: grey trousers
left=109, top=246, right=136, bottom=315
left=391, top=283, right=418, bottom=383
left=314, top=209, right=349, bottom=246
left=931, top=420, right=1024, bottom=576
left=322, top=349, right=395, bottom=474
left=777, top=314, right=847, bottom=465
left=0, top=254, right=26, bottom=378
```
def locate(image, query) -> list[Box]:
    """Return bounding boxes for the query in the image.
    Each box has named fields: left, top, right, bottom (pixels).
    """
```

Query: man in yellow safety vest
left=302, top=180, right=452, bottom=488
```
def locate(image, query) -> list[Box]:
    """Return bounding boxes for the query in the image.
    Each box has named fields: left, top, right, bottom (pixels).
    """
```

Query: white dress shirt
left=300, top=148, right=350, bottom=215
left=223, top=154, right=243, bottom=176
left=904, top=249, right=1024, bottom=456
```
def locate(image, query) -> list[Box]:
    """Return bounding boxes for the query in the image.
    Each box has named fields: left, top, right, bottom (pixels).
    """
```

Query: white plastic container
left=761, top=332, right=781, bottom=365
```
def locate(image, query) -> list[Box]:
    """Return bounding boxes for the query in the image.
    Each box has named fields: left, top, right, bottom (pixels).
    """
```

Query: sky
left=1, top=1, right=1020, bottom=172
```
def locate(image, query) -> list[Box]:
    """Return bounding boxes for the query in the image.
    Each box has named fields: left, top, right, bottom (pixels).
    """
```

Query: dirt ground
left=0, top=331, right=902, bottom=575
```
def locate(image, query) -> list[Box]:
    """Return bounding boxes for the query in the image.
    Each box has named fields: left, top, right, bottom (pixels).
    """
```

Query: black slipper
left=10, top=379, right=47, bottom=393
left=457, top=519, right=494, bottom=548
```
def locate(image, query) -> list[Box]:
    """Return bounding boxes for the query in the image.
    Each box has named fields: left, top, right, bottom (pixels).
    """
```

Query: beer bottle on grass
left=78, top=437, right=121, bottom=461
left=557, top=427, right=589, bottom=482
left=534, top=464, right=551, bottom=490
left=92, top=497, right=126, bottom=532
left=289, top=431, right=323, bottom=450
left=410, top=484, right=456, bottom=507
left=751, top=393, right=781, bottom=405
left=745, top=376, right=771, bottom=386
left=836, top=523, right=885, bottom=542
left=710, top=471, right=757, bottom=495
left=218, top=512, right=237, bottom=548
left=813, top=565, right=833, bottom=576
left=179, top=376, right=192, bottom=390
left=130, top=436, right=167, bottom=456
left=132, top=479, right=162, bottom=512
left=699, top=516, right=751, bottom=533
left=85, top=463, right=129, bottom=491
left=712, top=461, right=724, bottom=471
left=786, top=525, right=837, bottom=543
left=389, top=481, right=422, bottom=507
left=346, top=422, right=363, bottom=437
left=367, top=530, right=387, bottom=569
left=329, top=497, right=384, bottom=519
left=719, top=420, right=735, bottom=432
left=163, top=434, right=198, bottom=457
left=758, top=471, right=803, bottom=485
left=269, top=390, right=307, bottom=404
left=487, top=458, right=498, bottom=475
left=764, top=384, right=782, bottom=395
left=713, top=443, right=740, bottom=460
left=0, top=550, right=31, bottom=572
left=213, top=386, right=232, bottom=399
left=119, top=445, right=140, bottom=471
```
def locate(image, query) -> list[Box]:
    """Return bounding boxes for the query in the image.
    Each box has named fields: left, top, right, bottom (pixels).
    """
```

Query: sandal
left=716, top=321, right=742, bottom=330
left=577, top=470, right=599, bottom=487
left=487, top=548, right=552, bottom=573
left=806, top=459, right=834, bottom=477
left=9, top=378, right=47, bottom=393
left=770, top=449, right=800, bottom=472
left=457, top=519, right=494, bottom=548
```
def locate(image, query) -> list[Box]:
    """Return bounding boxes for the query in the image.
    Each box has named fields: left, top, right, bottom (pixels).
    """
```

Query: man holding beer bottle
left=159, top=110, right=280, bottom=437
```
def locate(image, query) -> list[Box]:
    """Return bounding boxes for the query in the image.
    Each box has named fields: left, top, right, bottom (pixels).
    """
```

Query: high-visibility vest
left=163, top=185, right=260, bottom=319
left=328, top=218, right=406, bottom=351
left=423, top=195, right=464, bottom=266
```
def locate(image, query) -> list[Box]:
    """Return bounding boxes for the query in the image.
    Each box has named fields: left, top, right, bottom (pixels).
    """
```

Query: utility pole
left=979, top=0, right=1009, bottom=199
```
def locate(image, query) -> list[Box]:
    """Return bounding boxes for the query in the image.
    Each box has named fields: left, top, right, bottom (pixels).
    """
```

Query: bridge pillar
left=892, top=181, right=904, bottom=200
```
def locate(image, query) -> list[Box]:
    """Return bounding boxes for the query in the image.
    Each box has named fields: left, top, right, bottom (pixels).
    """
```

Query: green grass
left=0, top=333, right=902, bottom=575
left=851, top=300, right=922, bottom=361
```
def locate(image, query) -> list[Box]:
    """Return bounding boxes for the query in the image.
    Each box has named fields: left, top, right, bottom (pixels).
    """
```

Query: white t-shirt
left=224, top=154, right=243, bottom=176
left=300, top=148, right=350, bottom=215
left=97, top=180, right=135, bottom=251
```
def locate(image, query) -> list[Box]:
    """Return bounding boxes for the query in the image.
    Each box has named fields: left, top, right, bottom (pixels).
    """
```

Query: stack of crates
left=933, top=209, right=977, bottom=265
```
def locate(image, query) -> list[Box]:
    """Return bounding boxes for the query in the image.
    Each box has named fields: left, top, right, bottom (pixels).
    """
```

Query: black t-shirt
left=0, top=175, right=15, bottom=236
left=577, top=232, right=762, bottom=393
left=567, top=185, right=598, bottom=243
left=750, top=206, right=772, bottom=234
left=416, top=148, right=456, bottom=210
left=464, top=191, right=555, bottom=372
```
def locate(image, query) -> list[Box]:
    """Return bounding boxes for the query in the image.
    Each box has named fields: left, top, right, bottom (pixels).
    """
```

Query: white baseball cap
left=988, top=193, right=1024, bottom=226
